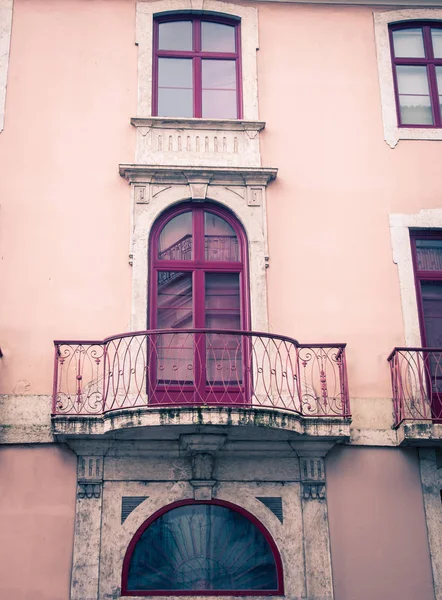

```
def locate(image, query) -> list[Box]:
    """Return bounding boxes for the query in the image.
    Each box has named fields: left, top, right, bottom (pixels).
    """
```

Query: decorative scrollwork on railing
left=52, top=330, right=350, bottom=418
left=388, top=347, right=442, bottom=426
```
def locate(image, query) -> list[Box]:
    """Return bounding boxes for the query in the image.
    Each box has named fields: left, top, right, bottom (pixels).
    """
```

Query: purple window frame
left=152, top=14, right=243, bottom=119
left=410, top=229, right=442, bottom=346
left=149, top=202, right=250, bottom=332
left=148, top=202, right=250, bottom=405
left=121, top=499, right=285, bottom=596
left=389, top=22, right=442, bottom=128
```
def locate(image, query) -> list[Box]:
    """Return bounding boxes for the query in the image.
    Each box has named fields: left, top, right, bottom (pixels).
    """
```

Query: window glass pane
left=431, top=28, right=442, bottom=58
left=396, top=65, right=433, bottom=125
left=392, top=28, right=425, bottom=58
left=421, top=282, right=442, bottom=347
left=204, top=211, right=239, bottom=261
left=205, top=274, right=241, bottom=385
left=127, top=504, right=279, bottom=591
left=416, top=239, right=442, bottom=271
left=158, top=212, right=193, bottom=260
left=157, top=272, right=193, bottom=381
left=436, top=66, right=442, bottom=121
left=158, top=21, right=192, bottom=51
left=201, top=22, right=236, bottom=52
left=158, top=58, right=193, bottom=117
left=202, top=60, right=237, bottom=118
left=205, top=273, right=240, bottom=328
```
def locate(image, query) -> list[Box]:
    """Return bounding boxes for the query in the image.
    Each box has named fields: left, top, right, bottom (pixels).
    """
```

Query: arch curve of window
left=148, top=201, right=250, bottom=332
left=121, top=499, right=284, bottom=596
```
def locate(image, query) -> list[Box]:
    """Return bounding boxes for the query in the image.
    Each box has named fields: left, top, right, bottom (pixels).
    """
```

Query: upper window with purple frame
left=390, top=22, right=442, bottom=127
left=153, top=15, right=242, bottom=119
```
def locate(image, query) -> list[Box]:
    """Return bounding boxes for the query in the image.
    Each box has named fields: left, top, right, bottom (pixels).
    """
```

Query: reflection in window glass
left=416, top=239, right=442, bottom=271
left=436, top=67, right=442, bottom=122
left=158, top=58, right=193, bottom=117
left=202, top=60, right=237, bottom=118
left=126, top=504, right=279, bottom=592
left=158, top=21, right=192, bottom=51
left=158, top=212, right=193, bottom=260
left=392, top=28, right=425, bottom=58
left=396, top=65, right=433, bottom=125
left=204, top=212, right=239, bottom=261
left=431, top=28, right=442, bottom=59
left=201, top=22, right=235, bottom=52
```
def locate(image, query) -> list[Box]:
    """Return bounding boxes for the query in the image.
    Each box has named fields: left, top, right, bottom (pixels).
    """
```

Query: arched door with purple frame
left=148, top=203, right=250, bottom=406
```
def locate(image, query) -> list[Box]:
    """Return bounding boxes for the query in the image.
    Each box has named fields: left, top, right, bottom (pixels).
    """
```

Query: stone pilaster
left=419, top=448, right=442, bottom=600
left=69, top=444, right=108, bottom=600
left=299, top=455, right=334, bottom=600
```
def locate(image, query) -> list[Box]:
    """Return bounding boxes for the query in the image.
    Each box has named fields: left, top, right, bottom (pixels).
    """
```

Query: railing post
left=52, top=343, right=60, bottom=415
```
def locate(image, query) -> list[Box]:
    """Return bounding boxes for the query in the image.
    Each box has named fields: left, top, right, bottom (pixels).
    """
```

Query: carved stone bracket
left=180, top=434, right=226, bottom=500
left=299, top=457, right=326, bottom=501
left=76, top=455, right=104, bottom=500
left=78, top=482, right=102, bottom=499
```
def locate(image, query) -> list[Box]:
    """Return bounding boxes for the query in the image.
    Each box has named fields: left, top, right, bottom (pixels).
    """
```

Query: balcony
left=388, top=347, right=442, bottom=445
left=52, top=330, right=351, bottom=441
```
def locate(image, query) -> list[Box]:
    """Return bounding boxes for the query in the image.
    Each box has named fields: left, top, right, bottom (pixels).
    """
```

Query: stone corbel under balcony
left=131, top=117, right=266, bottom=168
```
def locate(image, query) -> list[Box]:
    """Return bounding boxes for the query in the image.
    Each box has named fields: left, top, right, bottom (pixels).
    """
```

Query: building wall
left=0, top=1, right=440, bottom=600
left=1, top=1, right=442, bottom=400
left=0, top=445, right=77, bottom=600
left=326, top=446, right=435, bottom=600
left=0, top=0, right=136, bottom=395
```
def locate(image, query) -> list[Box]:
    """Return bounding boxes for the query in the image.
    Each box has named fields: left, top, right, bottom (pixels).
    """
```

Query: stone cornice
left=119, top=164, right=278, bottom=186
left=131, top=117, right=266, bottom=133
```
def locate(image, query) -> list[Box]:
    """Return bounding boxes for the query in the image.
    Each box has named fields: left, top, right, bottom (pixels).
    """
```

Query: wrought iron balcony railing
left=52, top=329, right=350, bottom=418
left=388, top=347, right=442, bottom=426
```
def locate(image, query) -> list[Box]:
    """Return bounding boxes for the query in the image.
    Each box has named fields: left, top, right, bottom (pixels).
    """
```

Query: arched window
left=148, top=203, right=250, bottom=405
left=121, top=500, right=284, bottom=595
left=153, top=14, right=242, bottom=118
left=389, top=22, right=442, bottom=127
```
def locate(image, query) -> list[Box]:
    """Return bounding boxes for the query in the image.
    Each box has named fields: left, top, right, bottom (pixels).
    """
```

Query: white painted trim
left=0, top=0, right=13, bottom=133
left=374, top=9, right=442, bottom=148
left=135, top=0, right=259, bottom=120
left=389, top=208, right=442, bottom=346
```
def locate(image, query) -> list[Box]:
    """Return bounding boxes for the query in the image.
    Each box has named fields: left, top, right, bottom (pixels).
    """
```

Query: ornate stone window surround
left=389, top=208, right=442, bottom=345
left=120, top=165, right=277, bottom=333
left=374, top=9, right=442, bottom=148
left=136, top=0, right=259, bottom=120
left=0, top=0, right=13, bottom=132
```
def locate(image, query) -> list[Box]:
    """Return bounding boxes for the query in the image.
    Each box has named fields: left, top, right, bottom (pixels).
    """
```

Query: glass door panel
left=421, top=281, right=442, bottom=418
left=205, top=273, right=242, bottom=388
left=156, top=272, right=193, bottom=384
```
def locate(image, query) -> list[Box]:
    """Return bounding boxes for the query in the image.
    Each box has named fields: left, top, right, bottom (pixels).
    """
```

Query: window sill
left=385, top=125, right=442, bottom=148
left=131, top=117, right=266, bottom=168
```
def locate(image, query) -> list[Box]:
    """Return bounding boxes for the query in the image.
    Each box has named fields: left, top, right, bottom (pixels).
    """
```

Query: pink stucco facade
left=0, top=1, right=441, bottom=600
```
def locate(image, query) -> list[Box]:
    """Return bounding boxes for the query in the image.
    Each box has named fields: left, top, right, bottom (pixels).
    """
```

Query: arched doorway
left=148, top=202, right=250, bottom=405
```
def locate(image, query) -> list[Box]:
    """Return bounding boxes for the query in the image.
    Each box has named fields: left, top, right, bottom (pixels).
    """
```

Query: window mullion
left=194, top=57, right=202, bottom=118
left=428, top=64, right=441, bottom=126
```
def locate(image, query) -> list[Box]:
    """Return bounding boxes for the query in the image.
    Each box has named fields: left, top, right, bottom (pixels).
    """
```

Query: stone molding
left=119, top=164, right=277, bottom=186
left=374, top=9, right=442, bottom=148
left=136, top=1, right=259, bottom=120
left=131, top=117, right=266, bottom=168
left=118, top=165, right=277, bottom=333
left=0, top=0, right=13, bottom=133
left=52, top=406, right=351, bottom=442
left=389, top=208, right=442, bottom=347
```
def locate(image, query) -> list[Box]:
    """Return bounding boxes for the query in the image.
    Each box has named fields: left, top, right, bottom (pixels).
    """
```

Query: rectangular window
left=390, top=23, right=442, bottom=127
left=153, top=16, right=242, bottom=119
